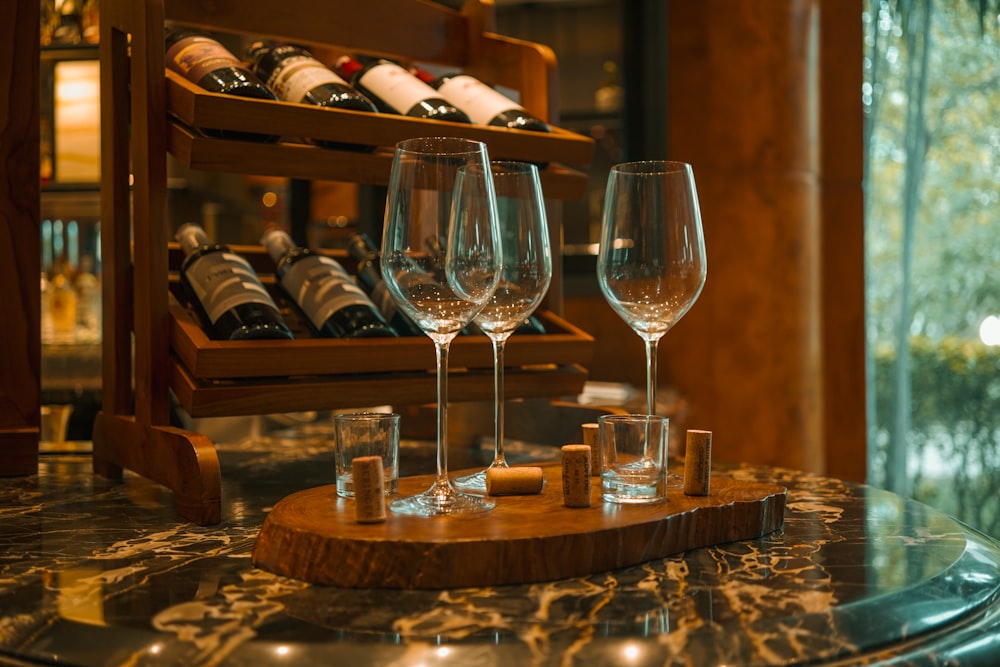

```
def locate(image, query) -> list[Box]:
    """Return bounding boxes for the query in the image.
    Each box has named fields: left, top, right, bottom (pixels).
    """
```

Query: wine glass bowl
left=597, top=161, right=707, bottom=420
left=453, top=161, right=552, bottom=492
left=601, top=272, right=705, bottom=338
left=381, top=137, right=503, bottom=516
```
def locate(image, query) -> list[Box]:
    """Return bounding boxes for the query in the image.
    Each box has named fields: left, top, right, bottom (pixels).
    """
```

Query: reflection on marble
left=1, top=427, right=999, bottom=666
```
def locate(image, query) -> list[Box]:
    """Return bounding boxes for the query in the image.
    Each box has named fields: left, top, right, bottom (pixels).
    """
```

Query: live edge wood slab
left=252, top=463, right=787, bottom=590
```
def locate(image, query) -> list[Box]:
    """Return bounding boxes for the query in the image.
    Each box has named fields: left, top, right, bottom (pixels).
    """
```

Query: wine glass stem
left=434, top=340, right=451, bottom=487
left=645, top=338, right=659, bottom=416
left=490, top=335, right=509, bottom=468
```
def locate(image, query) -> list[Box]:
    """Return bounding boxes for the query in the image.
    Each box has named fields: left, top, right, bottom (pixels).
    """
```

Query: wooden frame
left=95, top=0, right=594, bottom=524
left=0, top=1, right=41, bottom=476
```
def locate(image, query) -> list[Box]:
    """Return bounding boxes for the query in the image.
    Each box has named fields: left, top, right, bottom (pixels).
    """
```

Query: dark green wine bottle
left=176, top=223, right=293, bottom=341
left=164, top=27, right=279, bottom=143
left=247, top=41, right=378, bottom=151
left=263, top=229, right=396, bottom=339
left=346, top=233, right=426, bottom=337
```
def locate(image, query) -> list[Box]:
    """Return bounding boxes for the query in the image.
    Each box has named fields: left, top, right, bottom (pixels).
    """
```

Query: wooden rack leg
left=92, top=412, right=222, bottom=525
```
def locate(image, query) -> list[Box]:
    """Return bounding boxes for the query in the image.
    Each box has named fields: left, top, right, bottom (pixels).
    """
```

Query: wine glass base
left=666, top=471, right=684, bottom=489
left=452, top=468, right=489, bottom=493
left=389, top=486, right=495, bottom=516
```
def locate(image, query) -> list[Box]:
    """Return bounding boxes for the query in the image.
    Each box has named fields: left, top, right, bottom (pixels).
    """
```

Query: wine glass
left=381, top=137, right=502, bottom=516
left=597, top=160, right=707, bottom=424
left=453, top=161, right=553, bottom=492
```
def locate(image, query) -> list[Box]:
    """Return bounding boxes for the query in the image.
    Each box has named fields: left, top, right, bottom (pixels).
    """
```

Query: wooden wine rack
left=95, top=0, right=595, bottom=524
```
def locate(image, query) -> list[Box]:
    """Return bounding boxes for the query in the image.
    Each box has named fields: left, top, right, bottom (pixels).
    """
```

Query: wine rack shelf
left=166, top=244, right=593, bottom=385
left=96, top=0, right=596, bottom=525
left=165, top=72, right=593, bottom=200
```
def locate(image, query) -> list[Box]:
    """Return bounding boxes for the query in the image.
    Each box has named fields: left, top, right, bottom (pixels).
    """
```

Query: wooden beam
left=0, top=0, right=40, bottom=475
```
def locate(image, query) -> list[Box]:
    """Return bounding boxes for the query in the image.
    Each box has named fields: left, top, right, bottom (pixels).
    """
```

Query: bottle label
left=265, top=55, right=349, bottom=103
left=436, top=75, right=523, bottom=125
left=281, top=255, right=375, bottom=329
left=185, top=252, right=277, bottom=324
left=166, top=35, right=244, bottom=82
left=359, top=62, right=437, bottom=114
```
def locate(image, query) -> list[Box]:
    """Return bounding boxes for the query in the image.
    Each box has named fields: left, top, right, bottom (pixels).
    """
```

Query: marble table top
left=1, top=423, right=999, bottom=666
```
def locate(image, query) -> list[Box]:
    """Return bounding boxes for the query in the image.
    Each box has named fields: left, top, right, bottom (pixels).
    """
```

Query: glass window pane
left=864, top=0, right=1000, bottom=539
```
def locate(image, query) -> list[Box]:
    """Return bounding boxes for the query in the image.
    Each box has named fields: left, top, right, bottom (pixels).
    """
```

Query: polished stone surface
left=1, top=422, right=999, bottom=666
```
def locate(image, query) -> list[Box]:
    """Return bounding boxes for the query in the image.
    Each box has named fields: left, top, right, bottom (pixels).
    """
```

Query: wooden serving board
left=252, top=464, right=787, bottom=589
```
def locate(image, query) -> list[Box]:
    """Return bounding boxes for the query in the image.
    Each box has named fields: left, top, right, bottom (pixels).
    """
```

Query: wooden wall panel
left=568, top=0, right=866, bottom=480
left=0, top=1, right=41, bottom=475
left=661, top=0, right=865, bottom=478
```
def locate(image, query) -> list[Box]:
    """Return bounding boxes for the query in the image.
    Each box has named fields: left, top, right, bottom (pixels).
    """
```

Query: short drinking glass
left=334, top=412, right=400, bottom=497
left=599, top=414, right=669, bottom=504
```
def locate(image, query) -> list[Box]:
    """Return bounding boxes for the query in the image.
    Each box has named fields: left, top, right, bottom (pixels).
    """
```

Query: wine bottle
left=346, top=233, right=425, bottom=337
left=411, top=66, right=550, bottom=133
left=51, top=0, right=83, bottom=45
left=594, top=60, right=624, bottom=113
left=333, top=56, right=471, bottom=123
left=164, top=27, right=280, bottom=143
left=74, top=255, right=101, bottom=343
left=48, top=220, right=78, bottom=343
left=262, top=229, right=396, bottom=339
left=176, top=223, right=293, bottom=341
left=513, top=315, right=547, bottom=335
left=246, top=41, right=378, bottom=151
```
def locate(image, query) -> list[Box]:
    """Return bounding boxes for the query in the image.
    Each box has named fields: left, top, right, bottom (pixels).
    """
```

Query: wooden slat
left=169, top=291, right=594, bottom=379
left=129, top=0, right=172, bottom=426
left=100, top=2, right=138, bottom=424
left=170, top=362, right=589, bottom=418
left=164, top=70, right=594, bottom=172
left=168, top=122, right=589, bottom=200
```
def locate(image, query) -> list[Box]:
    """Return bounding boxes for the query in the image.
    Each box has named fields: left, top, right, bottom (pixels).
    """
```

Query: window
left=864, top=0, right=1000, bottom=537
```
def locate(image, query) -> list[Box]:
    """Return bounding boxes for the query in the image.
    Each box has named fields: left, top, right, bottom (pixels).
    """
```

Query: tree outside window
left=864, top=0, right=1000, bottom=538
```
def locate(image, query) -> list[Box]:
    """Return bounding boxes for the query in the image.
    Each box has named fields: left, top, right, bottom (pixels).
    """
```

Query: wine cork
left=580, top=422, right=601, bottom=477
left=683, top=430, right=712, bottom=496
left=561, top=444, right=592, bottom=508
left=486, top=466, right=544, bottom=495
left=352, top=455, right=387, bottom=523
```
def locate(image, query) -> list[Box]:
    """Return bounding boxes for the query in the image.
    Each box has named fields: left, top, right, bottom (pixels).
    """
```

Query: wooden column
left=662, top=0, right=866, bottom=479
left=817, top=1, right=867, bottom=483
left=0, top=1, right=41, bottom=475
